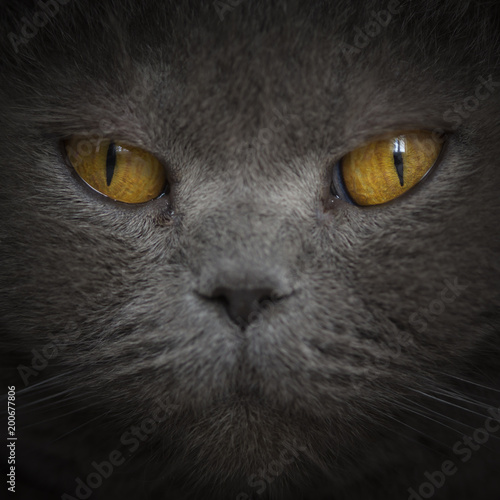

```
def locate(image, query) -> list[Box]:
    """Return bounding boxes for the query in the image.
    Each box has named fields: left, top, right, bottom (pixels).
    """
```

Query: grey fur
left=1, top=0, right=500, bottom=498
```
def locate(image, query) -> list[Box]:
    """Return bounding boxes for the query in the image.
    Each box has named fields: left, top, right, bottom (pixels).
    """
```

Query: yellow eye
left=64, top=137, right=167, bottom=204
left=337, top=131, right=442, bottom=206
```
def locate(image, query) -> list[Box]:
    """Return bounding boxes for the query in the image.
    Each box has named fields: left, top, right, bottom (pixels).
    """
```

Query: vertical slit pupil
left=393, top=138, right=405, bottom=187
left=106, top=142, right=117, bottom=186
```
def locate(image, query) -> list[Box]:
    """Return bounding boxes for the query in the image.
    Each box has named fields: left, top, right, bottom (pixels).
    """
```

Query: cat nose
left=208, top=286, right=278, bottom=327
left=197, top=277, right=292, bottom=328
left=195, top=259, right=294, bottom=328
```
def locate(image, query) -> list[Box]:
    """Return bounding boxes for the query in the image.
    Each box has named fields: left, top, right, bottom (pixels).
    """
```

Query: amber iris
left=65, top=137, right=166, bottom=204
left=340, top=131, right=442, bottom=206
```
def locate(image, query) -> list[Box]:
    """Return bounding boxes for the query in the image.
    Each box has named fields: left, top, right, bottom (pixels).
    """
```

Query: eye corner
left=329, top=159, right=358, bottom=207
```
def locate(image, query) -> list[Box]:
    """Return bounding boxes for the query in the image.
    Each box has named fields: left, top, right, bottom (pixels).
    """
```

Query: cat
left=1, top=0, right=500, bottom=499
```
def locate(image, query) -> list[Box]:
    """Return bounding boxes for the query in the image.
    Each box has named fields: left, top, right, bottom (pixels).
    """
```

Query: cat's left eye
left=331, top=130, right=443, bottom=206
left=64, top=137, right=167, bottom=204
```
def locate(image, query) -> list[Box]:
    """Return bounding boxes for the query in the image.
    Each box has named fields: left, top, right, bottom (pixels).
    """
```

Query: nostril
left=203, top=286, right=285, bottom=328
left=209, top=290, right=231, bottom=312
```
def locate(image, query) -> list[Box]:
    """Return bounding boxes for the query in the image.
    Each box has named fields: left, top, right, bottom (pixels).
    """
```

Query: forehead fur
left=1, top=0, right=499, bottom=153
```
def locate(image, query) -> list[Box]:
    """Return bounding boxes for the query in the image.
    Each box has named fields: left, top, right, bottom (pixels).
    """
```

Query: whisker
left=0, top=371, right=76, bottom=399
left=400, top=395, right=476, bottom=427
left=17, top=392, right=97, bottom=415
left=22, top=401, right=102, bottom=430
left=444, top=374, right=500, bottom=394
left=14, top=388, right=76, bottom=410
left=383, top=413, right=452, bottom=451
left=408, top=388, right=491, bottom=419
left=431, top=388, right=497, bottom=411
left=397, top=400, right=479, bottom=436
left=372, top=416, right=449, bottom=454
left=50, top=410, right=112, bottom=444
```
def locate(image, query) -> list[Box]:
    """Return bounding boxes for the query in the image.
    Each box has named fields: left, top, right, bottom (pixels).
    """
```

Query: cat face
left=1, top=0, right=500, bottom=495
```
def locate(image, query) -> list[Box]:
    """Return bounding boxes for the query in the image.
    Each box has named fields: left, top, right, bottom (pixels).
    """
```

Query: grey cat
left=1, top=0, right=500, bottom=499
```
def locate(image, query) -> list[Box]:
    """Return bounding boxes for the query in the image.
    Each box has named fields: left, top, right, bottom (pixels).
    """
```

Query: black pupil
left=106, top=142, right=117, bottom=186
left=393, top=138, right=405, bottom=187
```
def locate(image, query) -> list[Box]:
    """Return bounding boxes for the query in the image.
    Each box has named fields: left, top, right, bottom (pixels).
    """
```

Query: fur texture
left=1, top=0, right=500, bottom=498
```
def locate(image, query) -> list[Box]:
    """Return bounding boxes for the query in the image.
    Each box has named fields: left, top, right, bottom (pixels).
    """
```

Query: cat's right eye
left=331, top=130, right=443, bottom=206
left=64, top=137, right=167, bottom=204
